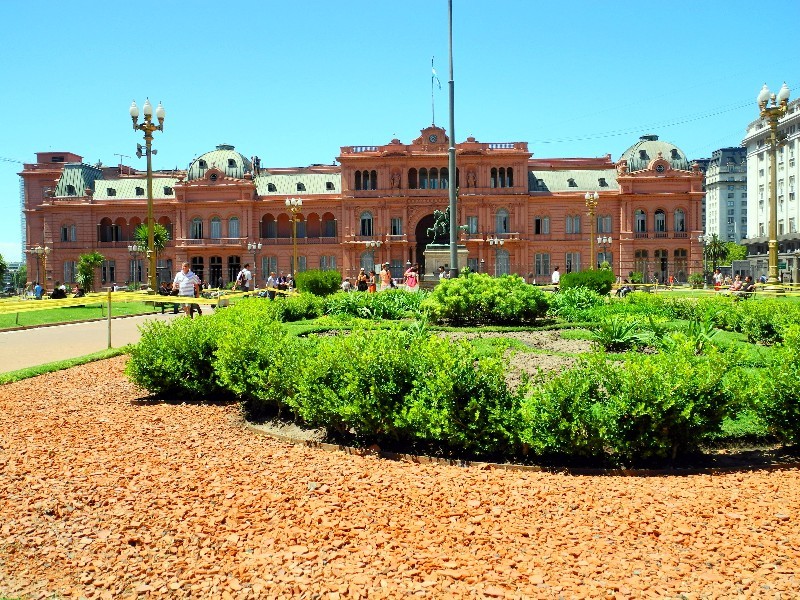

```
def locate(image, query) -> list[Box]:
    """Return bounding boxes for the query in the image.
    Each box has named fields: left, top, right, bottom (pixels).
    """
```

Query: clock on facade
left=428, top=134, right=438, bottom=143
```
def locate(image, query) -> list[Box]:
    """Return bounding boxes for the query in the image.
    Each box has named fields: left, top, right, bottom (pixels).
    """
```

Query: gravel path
left=1, top=357, right=798, bottom=599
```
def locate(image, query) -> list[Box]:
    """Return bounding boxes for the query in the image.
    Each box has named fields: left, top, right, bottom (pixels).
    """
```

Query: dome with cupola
left=619, top=134, right=690, bottom=172
left=187, top=144, right=253, bottom=181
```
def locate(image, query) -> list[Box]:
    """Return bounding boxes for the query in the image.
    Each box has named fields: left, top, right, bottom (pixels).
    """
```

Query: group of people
left=341, top=263, right=423, bottom=293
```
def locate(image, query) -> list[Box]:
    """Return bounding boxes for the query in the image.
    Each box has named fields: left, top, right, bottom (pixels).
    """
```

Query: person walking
left=173, top=262, right=202, bottom=318
left=551, top=266, right=560, bottom=291
left=404, top=264, right=419, bottom=292
left=379, top=263, right=392, bottom=291
left=236, top=263, right=252, bottom=292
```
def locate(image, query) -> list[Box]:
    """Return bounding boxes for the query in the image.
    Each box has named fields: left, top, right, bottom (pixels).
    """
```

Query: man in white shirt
left=173, top=262, right=201, bottom=317
left=266, top=271, right=277, bottom=300
left=551, top=266, right=561, bottom=290
left=236, top=263, right=252, bottom=292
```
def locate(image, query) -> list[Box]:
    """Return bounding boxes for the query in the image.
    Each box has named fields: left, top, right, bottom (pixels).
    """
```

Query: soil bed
left=2, top=357, right=798, bottom=598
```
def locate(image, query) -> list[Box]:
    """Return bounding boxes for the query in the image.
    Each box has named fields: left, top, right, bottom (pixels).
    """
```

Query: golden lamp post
left=757, top=82, right=790, bottom=293
left=585, top=191, right=599, bottom=270
left=28, top=245, right=51, bottom=286
left=247, top=241, right=262, bottom=287
left=285, top=198, right=303, bottom=276
left=129, top=98, right=165, bottom=293
left=365, top=239, right=383, bottom=271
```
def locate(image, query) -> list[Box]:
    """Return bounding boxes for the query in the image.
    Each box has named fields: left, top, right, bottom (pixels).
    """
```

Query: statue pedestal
left=423, top=244, right=469, bottom=278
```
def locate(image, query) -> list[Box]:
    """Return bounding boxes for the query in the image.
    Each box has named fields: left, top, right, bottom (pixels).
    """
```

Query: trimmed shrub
left=421, top=273, right=548, bottom=325
left=560, top=269, right=615, bottom=295
left=755, top=325, right=800, bottom=443
left=125, top=315, right=226, bottom=399
left=295, top=269, right=342, bottom=297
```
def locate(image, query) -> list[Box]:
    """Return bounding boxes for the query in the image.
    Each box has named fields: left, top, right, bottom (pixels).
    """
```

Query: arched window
left=227, top=256, right=240, bottom=283
left=495, top=209, right=509, bottom=234
left=440, top=167, right=449, bottom=189
left=191, top=218, right=203, bottom=239
left=209, top=256, right=223, bottom=288
left=408, top=168, right=418, bottom=189
left=210, top=217, right=221, bottom=239
left=360, top=212, right=373, bottom=237
left=355, top=171, right=362, bottom=190
left=674, top=248, right=688, bottom=282
left=655, top=209, right=666, bottom=233
left=495, top=249, right=510, bottom=276
left=192, top=256, right=205, bottom=282
left=370, top=170, right=377, bottom=190
left=429, top=168, right=439, bottom=190
left=635, top=210, right=647, bottom=233
left=228, top=216, right=240, bottom=239
left=419, top=168, right=428, bottom=190
left=634, top=249, right=648, bottom=277
left=674, top=209, right=686, bottom=232
left=490, top=168, right=498, bottom=188
left=360, top=251, right=375, bottom=273
left=506, top=167, right=513, bottom=187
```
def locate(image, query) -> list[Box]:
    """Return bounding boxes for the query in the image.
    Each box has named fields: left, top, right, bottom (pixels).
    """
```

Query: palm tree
left=134, top=223, right=171, bottom=285
left=704, top=234, right=728, bottom=275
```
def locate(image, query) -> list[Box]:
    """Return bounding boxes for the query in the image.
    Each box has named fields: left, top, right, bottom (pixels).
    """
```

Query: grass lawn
left=0, top=301, right=160, bottom=330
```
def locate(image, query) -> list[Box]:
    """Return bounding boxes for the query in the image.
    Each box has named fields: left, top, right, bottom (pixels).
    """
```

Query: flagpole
left=431, top=56, right=436, bottom=124
left=447, top=0, right=458, bottom=278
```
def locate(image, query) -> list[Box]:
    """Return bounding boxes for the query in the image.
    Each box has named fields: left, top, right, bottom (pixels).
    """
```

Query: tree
left=724, top=242, right=748, bottom=264
left=704, top=234, right=728, bottom=273
left=76, top=251, right=104, bottom=292
left=13, top=265, right=27, bottom=289
left=134, top=223, right=170, bottom=256
left=0, top=254, right=7, bottom=284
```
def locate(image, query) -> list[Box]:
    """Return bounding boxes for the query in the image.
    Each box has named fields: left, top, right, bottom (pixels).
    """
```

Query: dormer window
left=296, top=182, right=306, bottom=191
left=107, top=188, right=116, bottom=196
left=598, top=178, right=608, bottom=187
left=66, top=184, right=76, bottom=195
left=567, top=178, right=577, bottom=187
left=163, top=186, right=173, bottom=195
left=199, top=159, right=207, bottom=169
left=136, top=187, right=144, bottom=196
left=326, top=181, right=335, bottom=191
left=228, top=159, right=236, bottom=168
left=267, top=183, right=277, bottom=192
left=639, top=150, right=648, bottom=160
left=671, top=149, right=679, bottom=159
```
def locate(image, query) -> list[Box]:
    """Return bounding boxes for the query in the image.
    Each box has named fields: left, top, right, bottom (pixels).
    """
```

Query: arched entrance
left=414, top=214, right=437, bottom=274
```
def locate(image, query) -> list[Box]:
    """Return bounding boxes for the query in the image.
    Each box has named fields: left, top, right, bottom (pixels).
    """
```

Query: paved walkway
left=0, top=312, right=188, bottom=373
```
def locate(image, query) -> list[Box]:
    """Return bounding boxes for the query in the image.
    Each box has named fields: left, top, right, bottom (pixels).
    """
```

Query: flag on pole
left=432, top=57, right=441, bottom=89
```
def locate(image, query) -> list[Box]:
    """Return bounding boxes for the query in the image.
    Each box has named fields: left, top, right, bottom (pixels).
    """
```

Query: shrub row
left=126, top=300, right=800, bottom=464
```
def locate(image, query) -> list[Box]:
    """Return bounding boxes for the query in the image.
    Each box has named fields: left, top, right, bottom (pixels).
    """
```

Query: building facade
left=20, top=129, right=704, bottom=289
left=703, top=147, right=748, bottom=243
left=743, top=97, right=800, bottom=279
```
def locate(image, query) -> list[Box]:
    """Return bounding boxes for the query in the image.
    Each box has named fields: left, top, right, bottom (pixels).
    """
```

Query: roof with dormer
left=619, top=134, right=690, bottom=172
left=254, top=172, right=340, bottom=195
left=93, top=178, right=180, bottom=200
left=54, top=163, right=103, bottom=197
left=528, top=169, right=618, bottom=193
left=187, top=144, right=253, bottom=181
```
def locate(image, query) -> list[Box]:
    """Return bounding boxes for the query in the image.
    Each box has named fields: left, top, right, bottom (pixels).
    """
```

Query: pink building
left=21, top=129, right=704, bottom=289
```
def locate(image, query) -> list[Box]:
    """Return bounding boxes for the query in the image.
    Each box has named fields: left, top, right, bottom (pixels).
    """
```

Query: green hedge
left=421, top=273, right=548, bottom=325
left=295, top=269, right=342, bottom=297
left=560, top=269, right=615, bottom=295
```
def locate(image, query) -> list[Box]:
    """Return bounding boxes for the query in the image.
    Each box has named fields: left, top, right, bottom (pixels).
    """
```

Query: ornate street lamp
left=585, top=192, right=599, bottom=270
left=130, top=98, right=165, bottom=292
left=365, top=240, right=382, bottom=271
left=285, top=198, right=303, bottom=276
left=757, top=82, right=790, bottom=292
left=27, top=245, right=51, bottom=285
left=596, top=235, right=612, bottom=268
left=247, top=241, right=262, bottom=287
left=127, top=242, right=144, bottom=289
left=487, top=235, right=504, bottom=276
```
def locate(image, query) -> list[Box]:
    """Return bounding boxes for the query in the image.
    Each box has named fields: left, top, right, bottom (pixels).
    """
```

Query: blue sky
left=1, top=0, right=797, bottom=262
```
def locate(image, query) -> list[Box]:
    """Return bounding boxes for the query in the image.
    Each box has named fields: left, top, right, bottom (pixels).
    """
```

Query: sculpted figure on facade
left=467, top=170, right=477, bottom=188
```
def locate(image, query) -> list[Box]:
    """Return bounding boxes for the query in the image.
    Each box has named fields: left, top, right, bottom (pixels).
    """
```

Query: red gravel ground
left=1, top=357, right=798, bottom=599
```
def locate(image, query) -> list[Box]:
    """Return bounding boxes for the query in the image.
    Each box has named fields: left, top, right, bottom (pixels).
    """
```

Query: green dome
left=620, top=134, right=690, bottom=172
left=187, top=144, right=252, bottom=181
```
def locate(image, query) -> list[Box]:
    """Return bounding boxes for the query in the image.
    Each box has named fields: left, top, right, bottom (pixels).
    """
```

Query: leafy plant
left=589, top=316, right=642, bottom=352
left=547, top=287, right=605, bottom=322
left=76, top=251, right=104, bottom=292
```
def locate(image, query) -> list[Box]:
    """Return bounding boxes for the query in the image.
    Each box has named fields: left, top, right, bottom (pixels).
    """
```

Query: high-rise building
left=703, top=147, right=748, bottom=243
